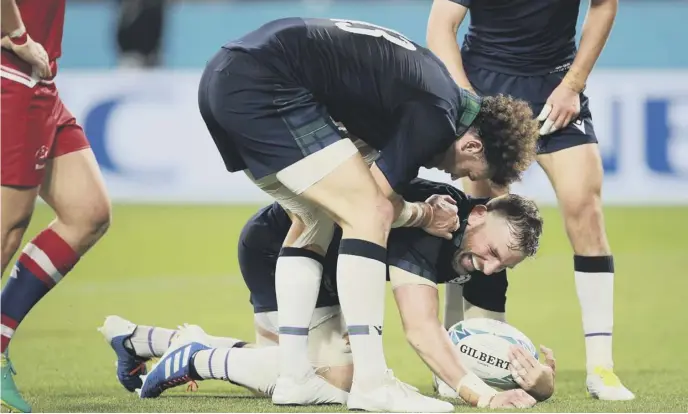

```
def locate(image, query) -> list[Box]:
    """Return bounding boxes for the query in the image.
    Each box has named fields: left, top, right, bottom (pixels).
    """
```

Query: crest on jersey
left=447, top=274, right=472, bottom=285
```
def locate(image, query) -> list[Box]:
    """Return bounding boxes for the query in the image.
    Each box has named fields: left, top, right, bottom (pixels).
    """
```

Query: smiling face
left=451, top=205, right=528, bottom=276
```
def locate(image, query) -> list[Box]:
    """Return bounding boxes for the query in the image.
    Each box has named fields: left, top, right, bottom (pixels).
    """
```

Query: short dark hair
left=486, top=194, right=543, bottom=257
left=475, top=94, right=539, bottom=186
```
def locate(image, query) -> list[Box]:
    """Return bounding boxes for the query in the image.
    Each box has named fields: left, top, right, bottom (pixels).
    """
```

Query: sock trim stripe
left=573, top=255, right=614, bottom=273
left=22, top=243, right=64, bottom=284
left=0, top=315, right=18, bottom=330
left=168, top=331, right=176, bottom=348
left=147, top=328, right=156, bottom=356
left=348, top=325, right=370, bottom=335
left=208, top=348, right=217, bottom=379
left=17, top=256, right=56, bottom=288
left=278, top=326, right=309, bottom=335
left=279, top=247, right=325, bottom=265
left=223, top=349, right=229, bottom=380
left=0, top=324, right=15, bottom=338
left=339, top=239, right=387, bottom=263
left=585, top=332, right=612, bottom=337
left=34, top=229, right=80, bottom=273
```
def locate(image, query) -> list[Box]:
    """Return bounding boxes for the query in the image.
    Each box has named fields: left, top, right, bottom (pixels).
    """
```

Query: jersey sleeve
left=375, top=103, right=457, bottom=193
left=387, top=228, right=444, bottom=284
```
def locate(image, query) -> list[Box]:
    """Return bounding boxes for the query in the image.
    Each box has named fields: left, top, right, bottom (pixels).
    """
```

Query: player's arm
left=564, top=0, right=618, bottom=93
left=426, top=0, right=474, bottom=92
left=390, top=267, right=498, bottom=407
left=0, top=0, right=51, bottom=78
left=1, top=0, right=24, bottom=36
left=372, top=104, right=461, bottom=238
left=539, top=0, right=617, bottom=134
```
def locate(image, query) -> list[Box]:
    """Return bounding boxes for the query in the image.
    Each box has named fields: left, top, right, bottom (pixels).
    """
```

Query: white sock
left=443, top=283, right=465, bottom=329
left=574, top=255, right=615, bottom=372
left=193, top=346, right=279, bottom=396
left=125, top=326, right=177, bottom=358
left=275, top=249, right=323, bottom=378
left=205, top=334, right=245, bottom=349
left=337, top=239, right=388, bottom=389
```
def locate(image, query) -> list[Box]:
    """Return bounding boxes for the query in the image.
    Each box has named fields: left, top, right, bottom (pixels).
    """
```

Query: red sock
left=1, top=229, right=80, bottom=352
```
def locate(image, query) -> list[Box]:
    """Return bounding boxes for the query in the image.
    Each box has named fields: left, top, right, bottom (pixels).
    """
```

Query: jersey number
left=331, top=19, right=417, bottom=51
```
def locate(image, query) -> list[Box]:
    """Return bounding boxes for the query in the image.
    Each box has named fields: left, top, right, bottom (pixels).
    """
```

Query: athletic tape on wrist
left=457, top=371, right=497, bottom=408
left=392, top=201, right=422, bottom=228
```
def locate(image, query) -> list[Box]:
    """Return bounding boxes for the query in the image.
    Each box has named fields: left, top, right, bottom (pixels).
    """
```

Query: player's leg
left=98, top=315, right=247, bottom=392
left=139, top=308, right=353, bottom=399
left=281, top=152, right=453, bottom=412
left=246, top=173, right=337, bottom=393
left=538, top=141, right=634, bottom=400
left=0, top=78, right=57, bottom=414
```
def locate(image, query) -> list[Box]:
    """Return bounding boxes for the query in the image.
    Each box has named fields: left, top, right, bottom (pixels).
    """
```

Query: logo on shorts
left=373, top=325, right=383, bottom=335
left=35, top=145, right=49, bottom=170
left=447, top=274, right=472, bottom=285
left=572, top=118, right=586, bottom=134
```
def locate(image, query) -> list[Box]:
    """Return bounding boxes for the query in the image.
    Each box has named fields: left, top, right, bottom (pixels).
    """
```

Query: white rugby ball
left=448, top=318, right=538, bottom=390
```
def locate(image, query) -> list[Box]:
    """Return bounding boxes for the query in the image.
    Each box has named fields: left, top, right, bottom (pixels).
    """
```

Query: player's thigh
left=40, top=127, right=111, bottom=234
left=245, top=172, right=335, bottom=254
left=537, top=143, right=603, bottom=216
left=1, top=78, right=54, bottom=187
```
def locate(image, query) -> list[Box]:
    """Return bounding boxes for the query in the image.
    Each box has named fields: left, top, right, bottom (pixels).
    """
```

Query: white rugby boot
left=586, top=366, right=635, bottom=401
left=433, top=374, right=459, bottom=399
left=272, top=370, right=348, bottom=405
left=348, top=370, right=455, bottom=412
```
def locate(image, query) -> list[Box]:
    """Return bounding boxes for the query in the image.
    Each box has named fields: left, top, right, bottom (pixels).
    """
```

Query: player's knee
left=83, top=200, right=112, bottom=240
left=291, top=209, right=335, bottom=254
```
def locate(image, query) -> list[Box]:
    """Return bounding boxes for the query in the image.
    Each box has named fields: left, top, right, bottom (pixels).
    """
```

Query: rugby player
left=197, top=17, right=539, bottom=411
left=101, top=178, right=548, bottom=409
left=1, top=1, right=112, bottom=412
left=426, top=0, right=633, bottom=400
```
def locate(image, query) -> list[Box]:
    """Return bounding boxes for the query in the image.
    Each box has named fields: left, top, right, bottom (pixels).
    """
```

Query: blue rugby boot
left=137, top=325, right=209, bottom=399
left=98, top=315, right=148, bottom=392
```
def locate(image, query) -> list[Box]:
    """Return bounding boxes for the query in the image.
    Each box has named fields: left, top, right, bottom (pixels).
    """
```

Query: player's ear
left=468, top=204, right=488, bottom=226
left=459, top=131, right=484, bottom=155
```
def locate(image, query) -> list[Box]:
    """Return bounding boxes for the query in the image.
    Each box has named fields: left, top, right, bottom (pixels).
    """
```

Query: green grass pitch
left=3, top=204, right=688, bottom=412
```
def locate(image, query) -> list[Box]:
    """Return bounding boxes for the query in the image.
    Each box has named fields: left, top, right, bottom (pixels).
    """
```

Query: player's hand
left=6, top=35, right=52, bottom=79
left=509, top=345, right=556, bottom=401
left=422, top=194, right=459, bottom=240
left=488, top=389, right=537, bottom=409
left=537, top=82, right=580, bottom=135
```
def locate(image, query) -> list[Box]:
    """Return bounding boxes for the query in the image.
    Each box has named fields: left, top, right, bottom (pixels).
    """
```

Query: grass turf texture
left=2, top=204, right=688, bottom=413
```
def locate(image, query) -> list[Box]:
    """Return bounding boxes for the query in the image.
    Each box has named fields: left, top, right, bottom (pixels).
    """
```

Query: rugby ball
left=448, top=318, right=538, bottom=390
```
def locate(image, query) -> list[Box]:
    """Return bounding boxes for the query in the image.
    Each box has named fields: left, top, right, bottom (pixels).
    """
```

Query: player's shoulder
left=388, top=227, right=445, bottom=282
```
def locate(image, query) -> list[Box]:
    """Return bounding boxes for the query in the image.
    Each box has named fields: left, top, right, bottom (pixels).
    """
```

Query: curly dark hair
left=486, top=194, right=543, bottom=257
left=474, top=94, right=539, bottom=186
